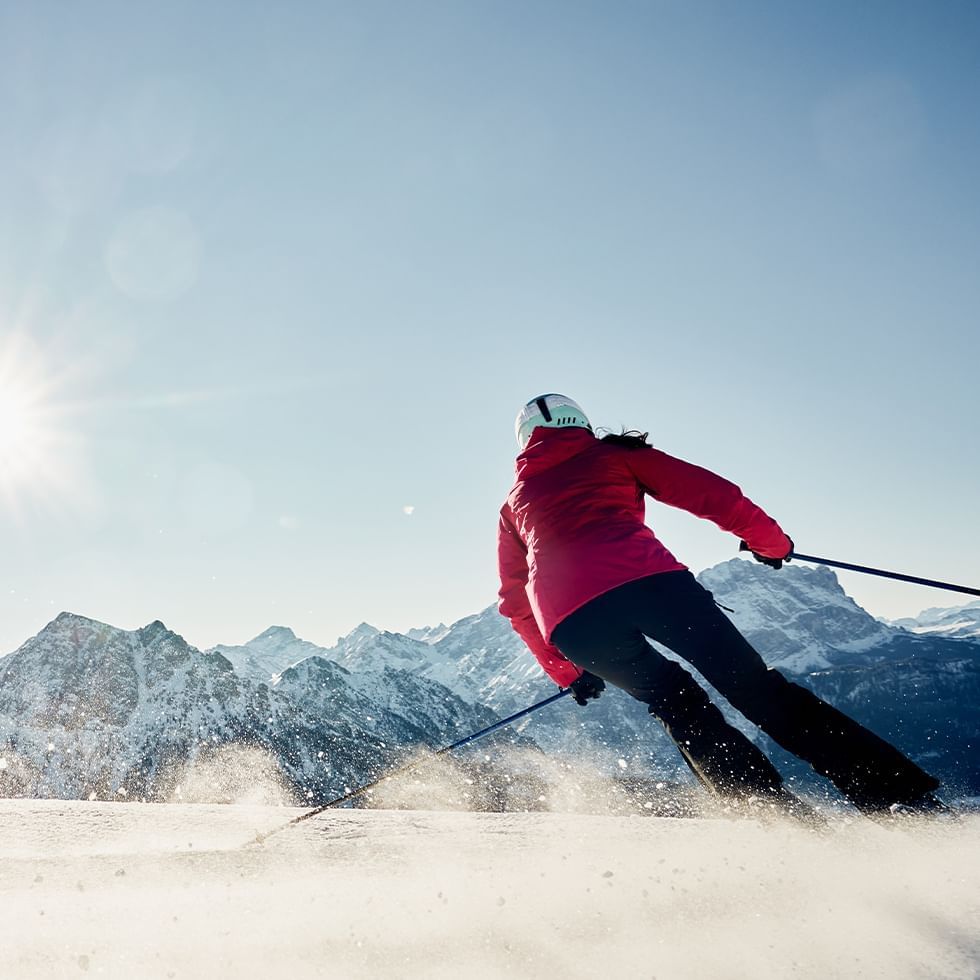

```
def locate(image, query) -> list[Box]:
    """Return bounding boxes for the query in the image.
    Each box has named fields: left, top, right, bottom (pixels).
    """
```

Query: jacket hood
left=514, top=426, right=597, bottom=480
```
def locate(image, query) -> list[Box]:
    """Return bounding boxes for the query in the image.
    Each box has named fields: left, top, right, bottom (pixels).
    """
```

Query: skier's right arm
left=624, top=447, right=792, bottom=559
left=497, top=508, right=583, bottom=688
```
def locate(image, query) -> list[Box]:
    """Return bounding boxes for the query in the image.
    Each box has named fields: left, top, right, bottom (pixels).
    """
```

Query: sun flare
left=0, top=332, right=82, bottom=517
left=0, top=381, right=43, bottom=478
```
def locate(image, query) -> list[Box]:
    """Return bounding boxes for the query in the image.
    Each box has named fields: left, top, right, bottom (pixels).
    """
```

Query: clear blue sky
left=1, top=0, right=978, bottom=655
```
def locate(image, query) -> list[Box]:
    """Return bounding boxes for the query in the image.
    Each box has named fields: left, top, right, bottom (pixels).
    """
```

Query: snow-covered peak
left=52, top=610, right=94, bottom=626
left=0, top=612, right=227, bottom=749
left=889, top=600, right=980, bottom=640
left=244, top=626, right=303, bottom=659
left=406, top=623, right=451, bottom=644
left=41, top=611, right=111, bottom=636
left=210, top=627, right=319, bottom=683
left=332, top=628, right=430, bottom=671
left=245, top=626, right=299, bottom=652
left=137, top=619, right=181, bottom=645
left=338, top=622, right=381, bottom=648
left=27, top=613, right=172, bottom=658
left=696, top=558, right=896, bottom=671
left=700, top=556, right=842, bottom=594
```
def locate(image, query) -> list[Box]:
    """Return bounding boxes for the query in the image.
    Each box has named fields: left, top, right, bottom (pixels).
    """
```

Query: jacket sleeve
left=624, top=448, right=792, bottom=559
left=497, top=508, right=584, bottom=687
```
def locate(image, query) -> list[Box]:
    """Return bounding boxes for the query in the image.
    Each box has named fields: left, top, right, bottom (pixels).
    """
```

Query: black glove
left=568, top=670, right=605, bottom=706
left=739, top=537, right=794, bottom=570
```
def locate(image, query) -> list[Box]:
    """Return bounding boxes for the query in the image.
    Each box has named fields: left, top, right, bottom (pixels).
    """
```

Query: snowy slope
left=1, top=799, right=977, bottom=980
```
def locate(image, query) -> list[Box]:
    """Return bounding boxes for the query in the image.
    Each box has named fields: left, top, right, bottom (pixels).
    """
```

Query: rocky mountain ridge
left=0, top=613, right=498, bottom=804
left=1, top=559, right=977, bottom=803
left=889, top=600, right=980, bottom=640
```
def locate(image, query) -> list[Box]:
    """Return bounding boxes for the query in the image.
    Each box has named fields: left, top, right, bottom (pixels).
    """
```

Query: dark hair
left=598, top=428, right=651, bottom=449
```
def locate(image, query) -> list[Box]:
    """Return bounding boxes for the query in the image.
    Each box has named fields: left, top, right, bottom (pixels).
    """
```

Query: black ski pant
left=551, top=571, right=940, bottom=811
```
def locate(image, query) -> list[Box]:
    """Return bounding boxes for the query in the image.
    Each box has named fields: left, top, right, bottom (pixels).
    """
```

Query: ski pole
left=250, top=687, right=573, bottom=845
left=790, top=551, right=980, bottom=598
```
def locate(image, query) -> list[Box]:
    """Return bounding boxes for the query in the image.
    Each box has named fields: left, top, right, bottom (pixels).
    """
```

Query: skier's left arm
left=624, top=447, right=792, bottom=559
left=497, top=508, right=584, bottom=688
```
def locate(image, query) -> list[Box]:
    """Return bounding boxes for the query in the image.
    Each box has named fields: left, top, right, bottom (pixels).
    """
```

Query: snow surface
left=1, top=798, right=977, bottom=979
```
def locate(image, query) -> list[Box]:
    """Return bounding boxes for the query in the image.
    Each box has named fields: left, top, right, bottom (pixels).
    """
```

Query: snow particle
left=0, top=757, right=7, bottom=770
left=402, top=505, right=415, bottom=516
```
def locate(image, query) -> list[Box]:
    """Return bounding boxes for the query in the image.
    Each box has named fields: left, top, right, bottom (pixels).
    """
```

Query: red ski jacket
left=497, top=427, right=792, bottom=686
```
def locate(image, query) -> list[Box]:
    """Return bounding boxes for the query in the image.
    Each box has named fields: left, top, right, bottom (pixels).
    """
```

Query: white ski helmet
left=515, top=393, right=592, bottom=450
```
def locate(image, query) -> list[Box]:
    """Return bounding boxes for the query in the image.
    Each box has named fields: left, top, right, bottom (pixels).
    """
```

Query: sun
left=0, top=332, right=79, bottom=517
left=0, top=380, right=43, bottom=480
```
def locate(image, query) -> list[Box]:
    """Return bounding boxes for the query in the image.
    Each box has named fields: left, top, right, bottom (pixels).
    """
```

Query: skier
left=497, top=393, right=944, bottom=815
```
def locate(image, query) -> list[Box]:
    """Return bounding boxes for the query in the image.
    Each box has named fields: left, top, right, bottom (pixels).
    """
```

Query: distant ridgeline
left=0, top=560, right=977, bottom=805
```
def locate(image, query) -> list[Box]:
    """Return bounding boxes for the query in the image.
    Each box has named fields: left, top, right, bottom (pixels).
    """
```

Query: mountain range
left=889, top=601, right=980, bottom=640
left=0, top=558, right=976, bottom=804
